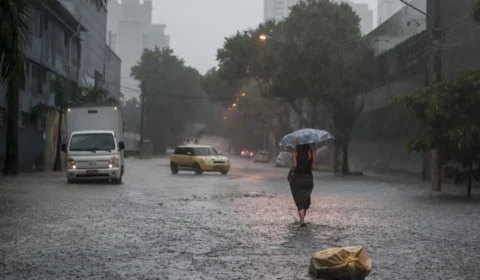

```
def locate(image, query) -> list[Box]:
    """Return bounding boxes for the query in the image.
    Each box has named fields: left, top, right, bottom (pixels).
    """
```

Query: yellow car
left=170, top=145, right=231, bottom=175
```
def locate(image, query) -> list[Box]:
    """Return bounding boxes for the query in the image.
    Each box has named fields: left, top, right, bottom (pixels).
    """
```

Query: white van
left=62, top=106, right=125, bottom=183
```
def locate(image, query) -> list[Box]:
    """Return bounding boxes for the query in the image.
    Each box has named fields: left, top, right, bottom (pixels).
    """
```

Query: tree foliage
left=473, top=0, right=480, bottom=23
left=391, top=70, right=480, bottom=197
left=214, top=0, right=378, bottom=174
left=122, top=98, right=140, bottom=133
left=131, top=47, right=204, bottom=154
left=201, top=67, right=235, bottom=107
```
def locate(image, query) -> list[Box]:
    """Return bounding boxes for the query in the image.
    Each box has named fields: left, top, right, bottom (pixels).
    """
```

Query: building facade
left=60, top=0, right=121, bottom=101
left=264, top=0, right=373, bottom=34
left=349, top=0, right=480, bottom=177
left=264, top=0, right=300, bottom=21
left=378, top=0, right=409, bottom=24
left=0, top=0, right=84, bottom=171
left=107, top=0, right=170, bottom=100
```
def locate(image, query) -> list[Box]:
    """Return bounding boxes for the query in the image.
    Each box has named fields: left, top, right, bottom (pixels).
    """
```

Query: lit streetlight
left=241, top=92, right=247, bottom=97
left=232, top=103, right=237, bottom=107
left=258, top=34, right=283, bottom=44
left=223, top=117, right=227, bottom=120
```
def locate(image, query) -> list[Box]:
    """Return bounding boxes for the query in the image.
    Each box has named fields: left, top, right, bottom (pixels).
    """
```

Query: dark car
left=240, top=149, right=254, bottom=158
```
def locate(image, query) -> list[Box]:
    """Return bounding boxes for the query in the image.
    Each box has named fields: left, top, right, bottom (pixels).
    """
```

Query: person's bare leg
left=299, top=209, right=306, bottom=226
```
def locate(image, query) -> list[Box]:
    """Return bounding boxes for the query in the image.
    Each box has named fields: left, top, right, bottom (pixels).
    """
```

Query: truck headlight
left=204, top=158, right=214, bottom=163
left=109, top=157, right=120, bottom=168
left=66, top=158, right=76, bottom=169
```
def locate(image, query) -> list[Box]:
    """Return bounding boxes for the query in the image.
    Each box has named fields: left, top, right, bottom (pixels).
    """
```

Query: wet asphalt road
left=1, top=157, right=480, bottom=280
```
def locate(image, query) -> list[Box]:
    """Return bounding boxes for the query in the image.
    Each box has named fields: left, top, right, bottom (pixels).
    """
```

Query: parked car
left=275, top=152, right=292, bottom=167
left=254, top=150, right=271, bottom=163
left=240, top=149, right=254, bottom=158
left=170, top=145, right=230, bottom=175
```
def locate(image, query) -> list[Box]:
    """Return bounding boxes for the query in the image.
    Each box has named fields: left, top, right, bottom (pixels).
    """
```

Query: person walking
left=289, top=143, right=317, bottom=227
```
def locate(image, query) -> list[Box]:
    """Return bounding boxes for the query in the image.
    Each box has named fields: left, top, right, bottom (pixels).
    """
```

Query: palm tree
left=0, top=0, right=105, bottom=175
left=0, top=0, right=31, bottom=175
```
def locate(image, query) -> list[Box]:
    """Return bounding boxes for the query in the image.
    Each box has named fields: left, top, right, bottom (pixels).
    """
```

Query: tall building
left=59, top=0, right=122, bottom=101
left=349, top=2, right=374, bottom=34
left=378, top=0, right=406, bottom=24
left=263, top=0, right=300, bottom=21
left=264, top=0, right=373, bottom=34
left=107, top=0, right=170, bottom=100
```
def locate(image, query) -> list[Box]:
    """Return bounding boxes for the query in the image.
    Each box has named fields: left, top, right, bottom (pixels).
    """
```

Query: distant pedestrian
left=288, top=143, right=317, bottom=227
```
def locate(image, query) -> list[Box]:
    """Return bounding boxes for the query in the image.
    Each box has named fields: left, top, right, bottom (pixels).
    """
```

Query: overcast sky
left=151, top=0, right=378, bottom=74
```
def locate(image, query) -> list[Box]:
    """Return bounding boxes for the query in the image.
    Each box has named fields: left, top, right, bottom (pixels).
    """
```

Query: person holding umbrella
left=281, top=128, right=334, bottom=227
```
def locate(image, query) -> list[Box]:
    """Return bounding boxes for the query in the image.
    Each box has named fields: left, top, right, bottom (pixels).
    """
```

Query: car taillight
left=250, top=152, right=254, bottom=156
left=241, top=151, right=245, bottom=155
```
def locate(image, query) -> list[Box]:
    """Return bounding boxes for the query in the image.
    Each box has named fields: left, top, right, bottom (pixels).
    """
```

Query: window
left=174, top=147, right=185, bottom=155
left=192, top=147, right=218, bottom=156
left=69, top=133, right=116, bottom=152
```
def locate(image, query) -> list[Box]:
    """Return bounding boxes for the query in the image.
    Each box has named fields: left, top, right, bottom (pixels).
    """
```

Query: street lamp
left=258, top=34, right=283, bottom=43
left=241, top=92, right=247, bottom=97
left=232, top=103, right=237, bottom=107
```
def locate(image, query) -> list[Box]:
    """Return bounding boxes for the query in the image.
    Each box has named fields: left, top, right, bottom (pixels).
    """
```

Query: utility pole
left=430, top=0, right=442, bottom=192
left=139, top=83, right=146, bottom=150
left=398, top=0, right=441, bottom=190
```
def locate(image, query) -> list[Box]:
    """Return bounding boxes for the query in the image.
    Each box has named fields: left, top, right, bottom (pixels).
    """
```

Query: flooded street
left=1, top=157, right=480, bottom=279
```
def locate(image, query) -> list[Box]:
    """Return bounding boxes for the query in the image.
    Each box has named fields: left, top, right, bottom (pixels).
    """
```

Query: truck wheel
left=221, top=170, right=229, bottom=175
left=193, top=164, right=203, bottom=175
left=170, top=162, right=179, bottom=174
left=67, top=178, right=74, bottom=184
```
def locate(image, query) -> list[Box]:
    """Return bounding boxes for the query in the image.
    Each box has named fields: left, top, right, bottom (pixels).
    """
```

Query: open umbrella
left=279, top=128, right=334, bottom=147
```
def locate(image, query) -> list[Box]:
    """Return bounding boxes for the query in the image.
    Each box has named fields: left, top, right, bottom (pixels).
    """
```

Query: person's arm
left=292, top=151, right=297, bottom=168
left=312, top=149, right=317, bottom=170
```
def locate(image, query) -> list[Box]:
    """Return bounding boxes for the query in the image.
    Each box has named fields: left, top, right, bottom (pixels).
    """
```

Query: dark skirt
left=290, top=173, right=314, bottom=210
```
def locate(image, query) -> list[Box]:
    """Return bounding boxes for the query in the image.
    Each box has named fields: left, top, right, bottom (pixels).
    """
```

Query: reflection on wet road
left=1, top=157, right=480, bottom=279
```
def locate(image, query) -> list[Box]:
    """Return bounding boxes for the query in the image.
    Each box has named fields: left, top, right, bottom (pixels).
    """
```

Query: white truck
left=61, top=106, right=125, bottom=184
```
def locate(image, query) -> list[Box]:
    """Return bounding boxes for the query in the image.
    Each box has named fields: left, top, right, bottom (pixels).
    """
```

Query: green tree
left=270, top=0, right=376, bottom=174
left=0, top=0, right=31, bottom=175
left=122, top=98, right=140, bottom=133
left=131, top=47, right=203, bottom=154
left=201, top=67, right=236, bottom=107
left=391, top=70, right=480, bottom=197
left=216, top=20, right=281, bottom=95
left=473, top=0, right=480, bottom=22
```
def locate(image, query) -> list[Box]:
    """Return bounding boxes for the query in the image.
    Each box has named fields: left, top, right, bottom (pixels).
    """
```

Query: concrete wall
left=349, top=0, right=480, bottom=176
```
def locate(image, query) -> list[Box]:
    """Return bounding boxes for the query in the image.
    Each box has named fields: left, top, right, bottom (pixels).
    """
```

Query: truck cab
left=62, top=107, right=125, bottom=184
left=63, top=130, right=124, bottom=183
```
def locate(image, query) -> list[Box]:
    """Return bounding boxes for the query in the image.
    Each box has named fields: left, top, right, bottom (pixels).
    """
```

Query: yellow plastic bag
left=308, top=246, right=372, bottom=280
